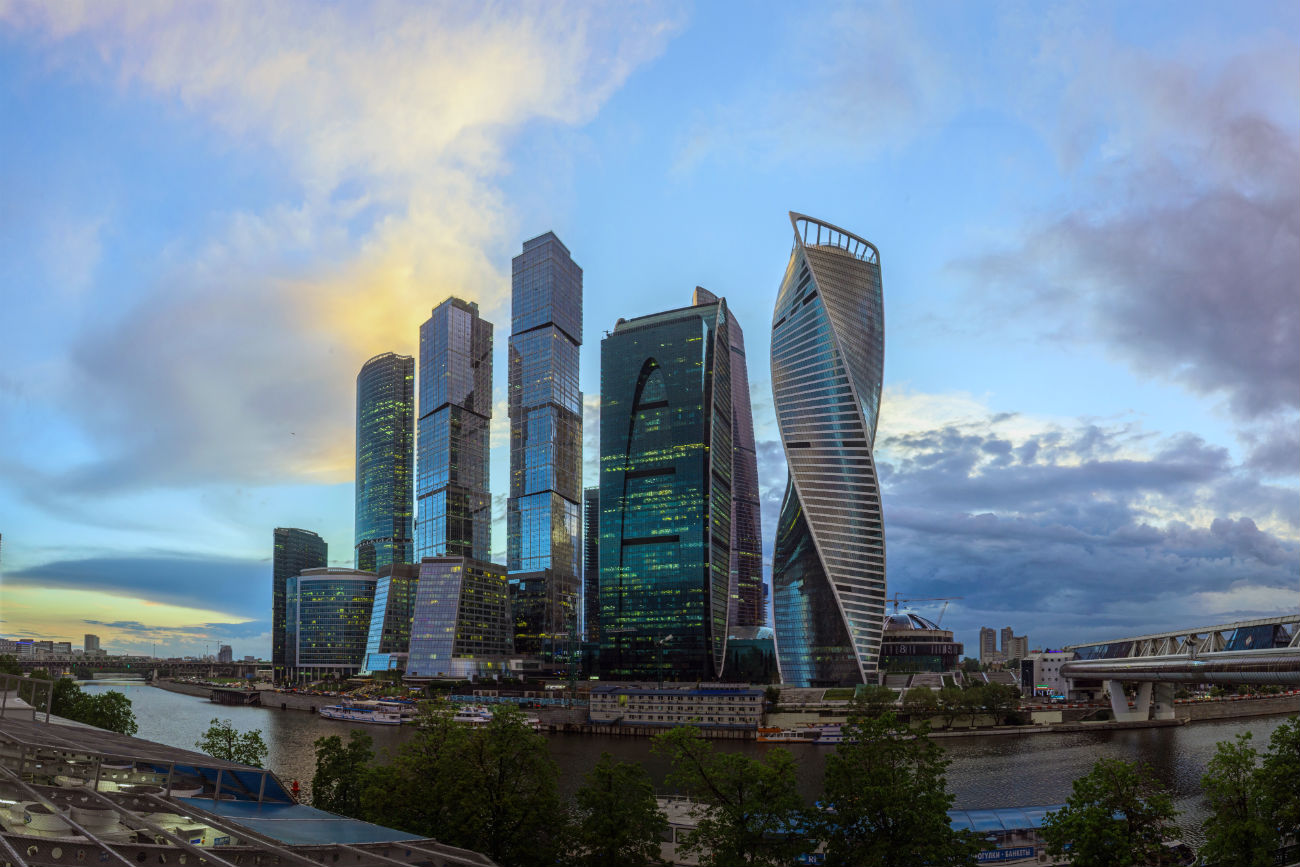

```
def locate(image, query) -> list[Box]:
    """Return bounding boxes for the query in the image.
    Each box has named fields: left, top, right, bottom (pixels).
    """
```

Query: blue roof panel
left=177, top=798, right=425, bottom=845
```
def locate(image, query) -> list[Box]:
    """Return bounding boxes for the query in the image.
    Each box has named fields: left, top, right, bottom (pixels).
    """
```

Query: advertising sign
left=977, top=847, right=1036, bottom=863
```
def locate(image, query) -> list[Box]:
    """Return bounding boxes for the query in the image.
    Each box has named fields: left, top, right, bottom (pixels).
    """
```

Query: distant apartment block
left=588, top=685, right=764, bottom=729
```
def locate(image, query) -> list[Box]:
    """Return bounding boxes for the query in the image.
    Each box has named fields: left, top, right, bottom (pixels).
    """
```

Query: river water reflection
left=82, top=680, right=1294, bottom=838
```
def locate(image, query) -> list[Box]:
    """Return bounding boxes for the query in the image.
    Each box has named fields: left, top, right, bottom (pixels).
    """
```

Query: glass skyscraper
left=272, top=527, right=327, bottom=683
left=405, top=557, right=513, bottom=680
left=693, top=287, right=764, bottom=630
left=361, top=562, right=420, bottom=673
left=355, top=352, right=415, bottom=571
left=506, top=232, right=583, bottom=655
left=582, top=486, right=599, bottom=642
left=284, top=567, right=377, bottom=683
left=415, top=297, right=493, bottom=561
left=599, top=292, right=734, bottom=681
left=771, top=212, right=886, bottom=687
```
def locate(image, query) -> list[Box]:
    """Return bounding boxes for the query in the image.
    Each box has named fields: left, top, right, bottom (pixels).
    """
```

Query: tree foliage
left=76, top=690, right=139, bottom=735
left=851, top=685, right=898, bottom=717
left=0, top=654, right=21, bottom=676
left=570, top=752, right=667, bottom=867
left=653, top=725, right=806, bottom=867
left=350, top=704, right=567, bottom=867
left=1258, top=715, right=1300, bottom=844
left=312, top=730, right=374, bottom=817
left=1040, top=757, right=1180, bottom=867
left=902, top=687, right=938, bottom=718
left=1199, top=732, right=1274, bottom=866
left=818, top=711, right=982, bottom=867
left=195, top=718, right=268, bottom=767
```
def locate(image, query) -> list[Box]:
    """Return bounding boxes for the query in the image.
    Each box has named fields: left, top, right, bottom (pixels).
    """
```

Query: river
left=81, top=680, right=1296, bottom=841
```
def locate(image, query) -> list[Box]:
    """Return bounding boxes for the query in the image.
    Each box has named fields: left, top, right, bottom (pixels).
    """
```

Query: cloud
left=5, top=554, right=268, bottom=620
left=755, top=387, right=1299, bottom=645
left=958, top=34, right=1300, bottom=423
left=0, top=1, right=681, bottom=497
left=673, top=0, right=954, bottom=172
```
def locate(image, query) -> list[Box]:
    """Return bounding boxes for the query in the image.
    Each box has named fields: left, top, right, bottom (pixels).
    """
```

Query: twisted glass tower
left=355, top=352, right=415, bottom=571
left=771, top=213, right=886, bottom=686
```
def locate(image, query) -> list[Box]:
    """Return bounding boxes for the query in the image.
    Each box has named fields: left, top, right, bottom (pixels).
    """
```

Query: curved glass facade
left=284, top=568, right=377, bottom=683
left=355, top=352, right=415, bottom=571
left=599, top=295, right=733, bottom=681
left=771, top=212, right=886, bottom=686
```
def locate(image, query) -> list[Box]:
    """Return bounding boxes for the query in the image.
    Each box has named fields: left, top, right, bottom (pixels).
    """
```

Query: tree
left=50, top=677, right=84, bottom=717
left=74, top=690, right=139, bottom=735
left=195, top=718, right=268, bottom=766
left=902, top=687, right=938, bottom=719
left=960, top=657, right=981, bottom=673
left=1199, top=732, right=1274, bottom=866
left=959, top=684, right=986, bottom=726
left=1258, top=716, right=1300, bottom=844
left=570, top=752, right=667, bottom=867
left=818, top=711, right=982, bottom=867
left=852, top=685, right=898, bottom=718
left=1040, top=757, right=1180, bottom=867
left=936, top=686, right=964, bottom=728
left=653, top=725, right=807, bottom=867
left=0, top=654, right=21, bottom=676
left=980, top=683, right=1022, bottom=726
left=358, top=704, right=568, bottom=867
left=454, top=705, right=569, bottom=867
left=312, top=730, right=374, bottom=817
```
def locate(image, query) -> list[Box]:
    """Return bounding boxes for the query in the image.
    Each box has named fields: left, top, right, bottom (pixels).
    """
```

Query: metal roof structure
left=0, top=679, right=497, bottom=867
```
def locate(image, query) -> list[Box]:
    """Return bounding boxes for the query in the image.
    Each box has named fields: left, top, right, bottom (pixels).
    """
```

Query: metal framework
left=1063, top=614, right=1300, bottom=657
left=0, top=684, right=498, bottom=867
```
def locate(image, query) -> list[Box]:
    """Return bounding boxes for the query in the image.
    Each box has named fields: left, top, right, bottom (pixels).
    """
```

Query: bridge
left=1060, top=615, right=1300, bottom=721
left=11, top=656, right=264, bottom=680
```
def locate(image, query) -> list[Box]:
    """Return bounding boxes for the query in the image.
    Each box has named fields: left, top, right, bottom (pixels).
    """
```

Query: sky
left=0, top=0, right=1296, bottom=661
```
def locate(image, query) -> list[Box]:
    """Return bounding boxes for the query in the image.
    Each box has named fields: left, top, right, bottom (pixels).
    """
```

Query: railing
left=0, top=672, right=54, bottom=722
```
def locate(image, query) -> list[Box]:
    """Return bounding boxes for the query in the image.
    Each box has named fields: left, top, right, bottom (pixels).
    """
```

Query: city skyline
left=1, top=2, right=1296, bottom=659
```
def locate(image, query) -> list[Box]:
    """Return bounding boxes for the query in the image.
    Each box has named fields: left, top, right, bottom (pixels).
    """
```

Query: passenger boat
left=318, top=702, right=403, bottom=725
left=451, top=704, right=543, bottom=730
left=756, top=727, right=821, bottom=744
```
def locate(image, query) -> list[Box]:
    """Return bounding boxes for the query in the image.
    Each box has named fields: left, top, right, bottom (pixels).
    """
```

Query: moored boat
left=319, top=702, right=403, bottom=725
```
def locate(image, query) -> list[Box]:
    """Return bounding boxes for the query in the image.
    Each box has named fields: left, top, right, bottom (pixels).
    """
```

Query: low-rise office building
left=589, top=685, right=764, bottom=729
left=1020, top=651, right=1075, bottom=697
left=284, top=567, right=377, bottom=683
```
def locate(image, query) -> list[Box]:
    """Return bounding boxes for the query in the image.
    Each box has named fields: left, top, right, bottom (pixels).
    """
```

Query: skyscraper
left=405, top=557, right=513, bottom=680
left=582, top=486, right=600, bottom=642
left=693, top=287, right=764, bottom=630
left=355, top=352, right=415, bottom=571
left=980, top=627, right=999, bottom=662
left=599, top=292, right=734, bottom=681
left=415, top=297, right=493, bottom=561
left=272, top=527, right=328, bottom=683
left=771, top=212, right=886, bottom=687
left=507, top=232, right=583, bottom=655
left=285, top=567, right=377, bottom=683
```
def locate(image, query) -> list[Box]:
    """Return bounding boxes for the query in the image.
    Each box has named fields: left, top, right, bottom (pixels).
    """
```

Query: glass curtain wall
left=355, top=352, right=415, bottom=571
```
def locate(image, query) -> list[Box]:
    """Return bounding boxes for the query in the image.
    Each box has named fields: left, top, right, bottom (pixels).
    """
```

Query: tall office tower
left=361, top=562, right=420, bottom=673
left=771, top=212, right=886, bottom=687
left=506, top=232, right=583, bottom=656
left=405, top=557, right=513, bottom=680
left=600, top=292, right=734, bottom=681
left=285, top=567, right=377, bottom=683
left=272, top=527, right=328, bottom=683
left=83, top=634, right=100, bottom=654
left=355, top=352, right=415, bottom=571
left=582, top=486, right=600, bottom=642
left=415, top=298, right=493, bottom=561
left=979, top=627, right=998, bottom=662
left=693, top=287, right=764, bottom=630
left=217, top=645, right=233, bottom=664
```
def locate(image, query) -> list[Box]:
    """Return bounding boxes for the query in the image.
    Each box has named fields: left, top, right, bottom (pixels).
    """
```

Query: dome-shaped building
left=879, top=611, right=964, bottom=674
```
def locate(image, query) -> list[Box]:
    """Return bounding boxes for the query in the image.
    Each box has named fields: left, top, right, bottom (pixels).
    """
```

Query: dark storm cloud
left=960, top=44, right=1300, bottom=423
left=7, top=554, right=267, bottom=620
left=756, top=410, right=1298, bottom=648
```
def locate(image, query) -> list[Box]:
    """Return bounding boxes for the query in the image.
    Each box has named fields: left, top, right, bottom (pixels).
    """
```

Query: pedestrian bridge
left=1059, top=615, right=1300, bottom=721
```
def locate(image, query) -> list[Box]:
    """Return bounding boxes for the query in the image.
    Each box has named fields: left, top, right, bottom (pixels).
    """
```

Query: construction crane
left=887, top=594, right=963, bottom=626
